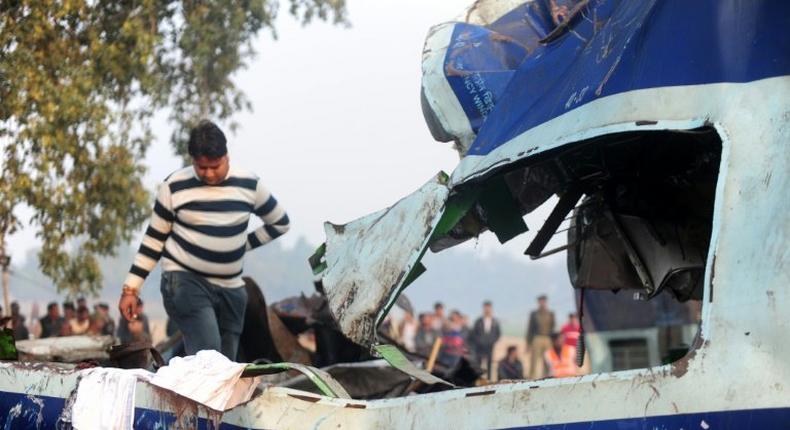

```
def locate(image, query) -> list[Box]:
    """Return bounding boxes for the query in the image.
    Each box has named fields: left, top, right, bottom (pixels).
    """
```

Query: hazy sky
left=6, top=0, right=578, bottom=325
left=8, top=0, right=473, bottom=258
left=6, top=0, right=571, bottom=303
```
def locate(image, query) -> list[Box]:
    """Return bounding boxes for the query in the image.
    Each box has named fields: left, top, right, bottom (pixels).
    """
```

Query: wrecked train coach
left=2, top=0, right=789, bottom=428
left=310, top=0, right=790, bottom=427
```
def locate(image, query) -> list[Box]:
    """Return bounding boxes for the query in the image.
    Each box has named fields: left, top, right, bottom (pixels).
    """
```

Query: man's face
left=435, top=306, right=444, bottom=318
left=193, top=155, right=230, bottom=185
left=48, top=306, right=59, bottom=319
left=483, top=304, right=492, bottom=317
left=538, top=298, right=547, bottom=310
left=421, top=315, right=432, bottom=328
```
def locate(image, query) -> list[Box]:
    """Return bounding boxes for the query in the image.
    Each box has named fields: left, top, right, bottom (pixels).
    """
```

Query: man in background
left=10, top=302, right=29, bottom=340
left=415, top=313, right=440, bottom=357
left=439, top=310, right=468, bottom=366
left=60, top=301, right=75, bottom=336
left=471, top=300, right=501, bottom=379
left=560, top=312, right=580, bottom=349
left=544, top=332, right=577, bottom=378
left=526, top=295, right=555, bottom=379
left=399, top=310, right=418, bottom=353
left=432, top=302, right=446, bottom=331
left=39, top=302, right=64, bottom=338
left=95, top=303, right=115, bottom=336
left=70, top=306, right=91, bottom=335
left=497, top=345, right=524, bottom=380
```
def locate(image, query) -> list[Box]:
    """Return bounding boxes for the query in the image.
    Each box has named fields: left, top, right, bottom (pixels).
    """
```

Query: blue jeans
left=160, top=271, right=247, bottom=360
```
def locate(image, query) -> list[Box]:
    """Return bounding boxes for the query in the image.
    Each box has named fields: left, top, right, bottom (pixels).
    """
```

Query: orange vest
left=544, top=345, right=577, bottom=377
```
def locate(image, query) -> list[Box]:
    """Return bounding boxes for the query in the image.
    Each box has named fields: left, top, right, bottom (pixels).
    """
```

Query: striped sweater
left=124, top=166, right=290, bottom=290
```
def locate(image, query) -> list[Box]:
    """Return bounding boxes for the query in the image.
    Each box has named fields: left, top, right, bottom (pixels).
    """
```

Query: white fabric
left=72, top=367, right=150, bottom=430
left=149, top=350, right=260, bottom=411
left=400, top=320, right=418, bottom=352
left=483, top=316, right=492, bottom=334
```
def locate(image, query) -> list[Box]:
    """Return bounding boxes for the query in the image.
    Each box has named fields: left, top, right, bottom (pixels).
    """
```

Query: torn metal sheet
left=279, top=359, right=412, bottom=399
left=242, top=362, right=351, bottom=399
left=313, top=173, right=450, bottom=346
left=374, top=344, right=454, bottom=387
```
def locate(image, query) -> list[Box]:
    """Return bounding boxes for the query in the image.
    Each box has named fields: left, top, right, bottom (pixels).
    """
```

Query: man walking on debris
left=526, top=294, right=555, bottom=379
left=118, top=120, right=290, bottom=360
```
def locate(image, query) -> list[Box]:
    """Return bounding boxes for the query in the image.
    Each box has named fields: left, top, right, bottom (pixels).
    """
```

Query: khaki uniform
left=526, top=308, right=555, bottom=378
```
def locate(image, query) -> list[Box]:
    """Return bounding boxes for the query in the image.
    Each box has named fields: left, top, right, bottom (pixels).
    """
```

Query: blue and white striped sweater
left=124, top=166, right=290, bottom=290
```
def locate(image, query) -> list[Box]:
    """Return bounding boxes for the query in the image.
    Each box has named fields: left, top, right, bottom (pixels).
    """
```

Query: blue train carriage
left=1, top=0, right=788, bottom=428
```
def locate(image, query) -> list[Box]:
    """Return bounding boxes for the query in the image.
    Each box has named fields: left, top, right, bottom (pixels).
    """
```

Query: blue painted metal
left=3, top=389, right=790, bottom=429
left=440, top=0, right=790, bottom=156
left=500, top=407, right=790, bottom=429
left=0, top=391, right=259, bottom=430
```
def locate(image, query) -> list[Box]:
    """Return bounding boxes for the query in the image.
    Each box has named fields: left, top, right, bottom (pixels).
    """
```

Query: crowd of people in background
left=383, top=295, right=583, bottom=382
left=3, top=293, right=581, bottom=382
left=1, top=297, right=151, bottom=344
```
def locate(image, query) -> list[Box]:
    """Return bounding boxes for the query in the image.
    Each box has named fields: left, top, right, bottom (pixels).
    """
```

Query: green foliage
left=0, top=0, right=346, bottom=296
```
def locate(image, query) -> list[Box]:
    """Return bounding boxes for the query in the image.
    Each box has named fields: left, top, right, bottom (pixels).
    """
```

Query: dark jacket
left=498, top=359, right=524, bottom=380
left=39, top=316, right=64, bottom=338
left=12, top=315, right=29, bottom=340
left=471, top=317, right=501, bottom=352
left=414, top=326, right=440, bottom=357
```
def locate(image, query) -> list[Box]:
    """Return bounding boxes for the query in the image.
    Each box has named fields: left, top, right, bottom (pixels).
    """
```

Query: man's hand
left=118, top=287, right=140, bottom=321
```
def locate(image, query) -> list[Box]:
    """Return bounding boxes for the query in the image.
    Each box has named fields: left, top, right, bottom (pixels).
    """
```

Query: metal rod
left=525, top=186, right=584, bottom=257
left=528, top=242, right=576, bottom=260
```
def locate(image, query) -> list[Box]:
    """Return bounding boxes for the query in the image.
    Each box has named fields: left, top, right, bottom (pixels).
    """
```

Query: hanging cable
left=576, top=288, right=586, bottom=368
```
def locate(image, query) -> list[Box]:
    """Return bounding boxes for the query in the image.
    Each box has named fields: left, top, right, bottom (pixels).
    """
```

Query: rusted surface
left=287, top=393, right=321, bottom=403
left=267, top=306, right=311, bottom=365
left=149, top=385, right=204, bottom=430
left=670, top=337, right=706, bottom=378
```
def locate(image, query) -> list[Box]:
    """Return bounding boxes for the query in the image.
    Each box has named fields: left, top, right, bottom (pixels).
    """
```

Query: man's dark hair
left=63, top=301, right=74, bottom=311
left=188, top=120, right=228, bottom=158
left=507, top=345, right=518, bottom=355
left=47, top=302, right=58, bottom=311
left=483, top=300, right=492, bottom=307
left=434, top=302, right=444, bottom=310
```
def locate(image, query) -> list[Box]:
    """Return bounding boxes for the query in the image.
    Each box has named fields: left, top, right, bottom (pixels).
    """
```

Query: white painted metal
left=319, top=172, right=450, bottom=346
left=421, top=23, right=476, bottom=155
